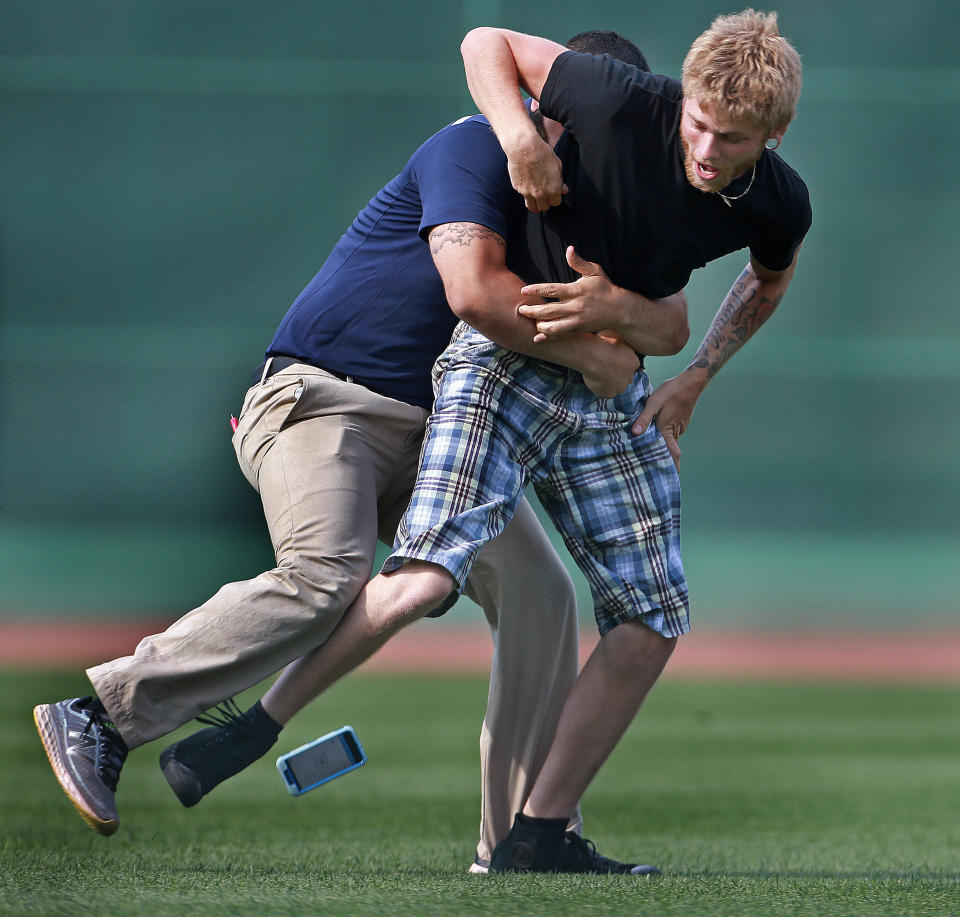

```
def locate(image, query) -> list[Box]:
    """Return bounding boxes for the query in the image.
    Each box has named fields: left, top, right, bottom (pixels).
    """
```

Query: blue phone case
left=276, top=725, right=367, bottom=796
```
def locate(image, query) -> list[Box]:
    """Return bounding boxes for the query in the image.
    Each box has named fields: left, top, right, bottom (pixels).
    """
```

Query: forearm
left=630, top=257, right=797, bottom=455
left=430, top=222, right=610, bottom=377
left=430, top=223, right=638, bottom=395
left=461, top=28, right=543, bottom=155
left=460, top=29, right=565, bottom=211
left=615, top=288, right=690, bottom=356
left=681, top=261, right=790, bottom=393
left=517, top=248, right=689, bottom=354
left=452, top=267, right=617, bottom=377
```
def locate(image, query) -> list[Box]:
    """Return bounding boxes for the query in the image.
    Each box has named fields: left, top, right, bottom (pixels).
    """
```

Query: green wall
left=2, top=0, right=958, bottom=626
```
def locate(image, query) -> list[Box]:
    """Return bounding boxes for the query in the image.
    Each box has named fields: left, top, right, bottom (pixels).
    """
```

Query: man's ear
left=766, top=122, right=788, bottom=149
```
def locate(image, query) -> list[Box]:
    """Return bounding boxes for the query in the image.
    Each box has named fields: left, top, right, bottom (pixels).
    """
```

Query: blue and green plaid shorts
left=383, top=325, right=689, bottom=638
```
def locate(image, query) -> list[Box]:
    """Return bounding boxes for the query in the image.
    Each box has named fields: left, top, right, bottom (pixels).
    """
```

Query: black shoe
left=559, top=831, right=661, bottom=875
left=159, top=699, right=280, bottom=807
left=33, top=696, right=128, bottom=836
left=489, top=813, right=568, bottom=872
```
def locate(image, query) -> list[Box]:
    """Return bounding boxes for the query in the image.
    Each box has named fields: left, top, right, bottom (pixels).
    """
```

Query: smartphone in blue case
left=276, top=726, right=367, bottom=796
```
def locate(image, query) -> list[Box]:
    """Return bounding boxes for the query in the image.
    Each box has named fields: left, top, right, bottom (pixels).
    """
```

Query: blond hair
left=682, top=9, right=802, bottom=131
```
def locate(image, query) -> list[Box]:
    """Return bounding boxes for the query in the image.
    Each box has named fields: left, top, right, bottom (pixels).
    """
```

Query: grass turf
left=2, top=669, right=958, bottom=916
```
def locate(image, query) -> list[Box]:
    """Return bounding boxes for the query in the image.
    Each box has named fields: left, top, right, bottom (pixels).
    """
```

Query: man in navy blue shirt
left=34, top=33, right=688, bottom=874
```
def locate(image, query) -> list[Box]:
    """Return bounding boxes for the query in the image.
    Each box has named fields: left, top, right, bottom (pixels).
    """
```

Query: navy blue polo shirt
left=268, top=114, right=520, bottom=408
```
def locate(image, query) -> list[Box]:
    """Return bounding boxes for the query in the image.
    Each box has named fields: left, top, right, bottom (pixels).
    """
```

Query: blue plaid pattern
left=383, top=324, right=689, bottom=638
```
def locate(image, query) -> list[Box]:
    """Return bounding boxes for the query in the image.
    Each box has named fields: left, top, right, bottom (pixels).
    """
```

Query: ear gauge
left=765, top=137, right=781, bottom=150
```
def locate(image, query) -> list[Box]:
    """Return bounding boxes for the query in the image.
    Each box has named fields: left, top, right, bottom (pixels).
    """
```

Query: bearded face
left=679, top=95, right=771, bottom=194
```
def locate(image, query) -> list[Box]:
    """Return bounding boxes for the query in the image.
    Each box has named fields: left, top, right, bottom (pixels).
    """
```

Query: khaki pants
left=89, top=364, right=581, bottom=862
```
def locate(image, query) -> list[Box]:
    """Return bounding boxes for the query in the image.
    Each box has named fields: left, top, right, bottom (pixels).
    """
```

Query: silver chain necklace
left=718, top=161, right=756, bottom=207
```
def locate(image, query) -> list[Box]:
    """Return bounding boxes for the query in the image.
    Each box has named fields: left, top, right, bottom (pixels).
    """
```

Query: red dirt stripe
left=1, top=619, right=958, bottom=682
left=665, top=630, right=960, bottom=683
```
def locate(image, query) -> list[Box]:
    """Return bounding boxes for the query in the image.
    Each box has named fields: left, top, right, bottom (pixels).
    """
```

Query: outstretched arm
left=429, top=221, right=640, bottom=398
left=633, top=247, right=802, bottom=466
left=460, top=28, right=568, bottom=211
left=517, top=246, right=690, bottom=356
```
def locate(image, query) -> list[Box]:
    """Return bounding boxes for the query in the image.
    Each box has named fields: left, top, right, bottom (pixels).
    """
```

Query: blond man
left=450, top=10, right=810, bottom=870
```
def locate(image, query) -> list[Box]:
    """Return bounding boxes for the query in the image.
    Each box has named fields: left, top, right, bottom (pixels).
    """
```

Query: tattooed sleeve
left=691, top=266, right=784, bottom=380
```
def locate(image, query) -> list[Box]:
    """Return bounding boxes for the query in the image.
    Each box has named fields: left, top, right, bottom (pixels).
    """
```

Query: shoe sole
left=33, top=704, right=119, bottom=837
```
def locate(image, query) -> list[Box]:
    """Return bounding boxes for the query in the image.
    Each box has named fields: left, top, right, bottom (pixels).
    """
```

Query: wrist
left=500, top=122, right=544, bottom=159
left=679, top=362, right=710, bottom=392
left=534, top=332, right=598, bottom=374
left=607, top=288, right=657, bottom=351
left=614, top=309, right=640, bottom=344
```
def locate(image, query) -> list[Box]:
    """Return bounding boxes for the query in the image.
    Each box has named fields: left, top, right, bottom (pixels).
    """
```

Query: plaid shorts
left=383, top=325, right=689, bottom=638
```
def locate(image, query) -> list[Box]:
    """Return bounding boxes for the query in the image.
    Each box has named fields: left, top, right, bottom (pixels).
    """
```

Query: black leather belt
left=251, top=356, right=352, bottom=386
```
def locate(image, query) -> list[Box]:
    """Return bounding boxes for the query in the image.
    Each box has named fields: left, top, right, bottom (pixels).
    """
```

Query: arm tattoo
left=429, top=222, right=506, bottom=257
left=692, top=267, right=784, bottom=380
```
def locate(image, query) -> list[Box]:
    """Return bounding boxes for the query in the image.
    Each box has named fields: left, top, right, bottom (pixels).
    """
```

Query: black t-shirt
left=507, top=51, right=812, bottom=299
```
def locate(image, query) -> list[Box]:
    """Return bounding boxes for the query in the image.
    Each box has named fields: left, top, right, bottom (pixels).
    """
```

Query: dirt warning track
left=1, top=618, right=958, bottom=683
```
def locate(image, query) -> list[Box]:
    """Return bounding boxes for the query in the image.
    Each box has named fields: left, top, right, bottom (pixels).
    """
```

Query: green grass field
left=2, top=670, right=958, bottom=916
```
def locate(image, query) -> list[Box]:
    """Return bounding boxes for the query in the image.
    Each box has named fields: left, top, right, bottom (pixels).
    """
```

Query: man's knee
left=268, top=555, right=370, bottom=637
left=532, top=551, right=577, bottom=612
left=377, top=561, right=457, bottom=626
left=277, top=551, right=370, bottom=600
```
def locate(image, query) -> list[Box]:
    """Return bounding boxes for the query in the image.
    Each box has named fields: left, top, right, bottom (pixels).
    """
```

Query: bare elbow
left=645, top=306, right=690, bottom=356
left=658, top=292, right=691, bottom=355
left=669, top=314, right=691, bottom=355
left=444, top=286, right=484, bottom=326
left=461, top=27, right=495, bottom=59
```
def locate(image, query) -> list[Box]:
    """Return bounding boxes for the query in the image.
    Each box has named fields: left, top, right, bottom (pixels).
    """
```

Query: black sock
left=515, top=812, right=568, bottom=833
left=245, top=700, right=282, bottom=740
left=84, top=695, right=105, bottom=715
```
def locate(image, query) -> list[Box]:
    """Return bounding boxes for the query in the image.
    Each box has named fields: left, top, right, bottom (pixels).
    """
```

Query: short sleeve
left=413, top=119, right=515, bottom=242
left=748, top=163, right=813, bottom=271
left=539, top=52, right=677, bottom=140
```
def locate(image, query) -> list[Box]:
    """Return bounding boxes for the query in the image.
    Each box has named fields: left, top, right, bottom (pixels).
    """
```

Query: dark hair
left=565, top=30, right=650, bottom=72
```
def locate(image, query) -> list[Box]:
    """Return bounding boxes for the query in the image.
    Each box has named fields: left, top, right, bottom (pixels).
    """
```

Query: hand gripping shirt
left=268, top=115, right=522, bottom=408
left=507, top=52, right=812, bottom=299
